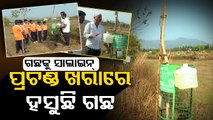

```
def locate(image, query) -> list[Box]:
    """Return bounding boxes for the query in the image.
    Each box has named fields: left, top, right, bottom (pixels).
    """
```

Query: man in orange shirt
left=19, top=20, right=29, bottom=52
left=29, top=20, right=37, bottom=43
left=24, top=19, right=30, bottom=44
left=42, top=21, right=48, bottom=41
left=12, top=20, right=25, bottom=54
left=36, top=21, right=42, bottom=42
left=19, top=20, right=26, bottom=36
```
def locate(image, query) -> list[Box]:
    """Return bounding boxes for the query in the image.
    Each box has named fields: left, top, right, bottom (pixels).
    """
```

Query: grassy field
left=103, top=52, right=213, bottom=120
left=146, top=50, right=213, bottom=60
left=4, top=16, right=81, bottom=57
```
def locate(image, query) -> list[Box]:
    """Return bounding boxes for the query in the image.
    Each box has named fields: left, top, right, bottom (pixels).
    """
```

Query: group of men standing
left=12, top=19, right=48, bottom=54
left=12, top=10, right=105, bottom=57
left=28, top=20, right=48, bottom=43
left=12, top=11, right=72, bottom=55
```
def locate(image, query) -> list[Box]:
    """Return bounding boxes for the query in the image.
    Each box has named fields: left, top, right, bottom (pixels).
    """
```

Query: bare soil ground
left=4, top=17, right=81, bottom=58
left=5, top=38, right=80, bottom=57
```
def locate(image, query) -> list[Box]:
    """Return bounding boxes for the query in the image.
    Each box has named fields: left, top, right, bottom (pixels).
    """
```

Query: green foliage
left=131, top=7, right=152, bottom=32
left=170, top=44, right=213, bottom=51
left=3, top=17, right=10, bottom=26
left=102, top=20, right=129, bottom=27
left=128, top=35, right=142, bottom=59
left=11, top=8, right=30, bottom=19
left=11, top=10, right=20, bottom=19
left=102, top=20, right=130, bottom=34
left=19, top=8, right=31, bottom=19
left=48, top=27, right=61, bottom=41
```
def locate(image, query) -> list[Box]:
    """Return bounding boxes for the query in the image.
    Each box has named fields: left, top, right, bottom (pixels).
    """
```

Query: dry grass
left=103, top=52, right=213, bottom=120
left=147, top=50, right=213, bottom=60
left=104, top=53, right=158, bottom=120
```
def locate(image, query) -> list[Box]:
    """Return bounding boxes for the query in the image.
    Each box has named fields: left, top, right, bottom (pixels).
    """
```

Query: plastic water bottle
left=174, top=64, right=198, bottom=89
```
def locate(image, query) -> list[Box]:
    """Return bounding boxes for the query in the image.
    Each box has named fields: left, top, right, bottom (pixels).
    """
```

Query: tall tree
left=131, top=6, right=152, bottom=33
left=11, top=7, right=31, bottom=19
left=19, top=7, right=31, bottom=19
left=11, top=10, right=20, bottom=19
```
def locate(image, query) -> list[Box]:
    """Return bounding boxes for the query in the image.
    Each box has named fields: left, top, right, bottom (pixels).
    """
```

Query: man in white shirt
left=84, top=13, right=104, bottom=56
left=59, top=11, right=71, bottom=46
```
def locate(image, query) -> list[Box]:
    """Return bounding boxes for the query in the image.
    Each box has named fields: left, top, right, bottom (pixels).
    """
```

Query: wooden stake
left=114, top=11, right=121, bottom=34
left=156, top=0, right=169, bottom=119
left=160, top=0, right=169, bottom=64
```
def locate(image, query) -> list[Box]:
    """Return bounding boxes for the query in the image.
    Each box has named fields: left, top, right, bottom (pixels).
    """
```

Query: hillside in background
left=142, top=37, right=211, bottom=49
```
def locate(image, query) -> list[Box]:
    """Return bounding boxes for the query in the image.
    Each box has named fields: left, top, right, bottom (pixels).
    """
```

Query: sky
left=2, top=2, right=78, bottom=20
left=128, top=0, right=213, bottom=44
left=2, top=0, right=212, bottom=44
left=2, top=4, right=132, bottom=25
left=78, top=7, right=132, bottom=24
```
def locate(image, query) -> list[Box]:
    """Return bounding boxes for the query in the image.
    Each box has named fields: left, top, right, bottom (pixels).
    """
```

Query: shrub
left=128, top=35, right=142, bottom=59
left=3, top=17, right=10, bottom=26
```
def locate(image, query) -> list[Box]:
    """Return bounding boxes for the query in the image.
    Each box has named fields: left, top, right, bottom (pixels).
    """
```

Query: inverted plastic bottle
left=174, top=64, right=198, bottom=89
left=103, top=32, right=113, bottom=43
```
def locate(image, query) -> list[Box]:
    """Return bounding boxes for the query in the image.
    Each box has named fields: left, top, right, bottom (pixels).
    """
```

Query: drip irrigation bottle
left=159, top=64, right=197, bottom=120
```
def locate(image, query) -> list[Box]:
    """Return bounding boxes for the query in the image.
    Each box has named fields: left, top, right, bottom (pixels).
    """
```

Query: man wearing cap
left=83, top=13, right=104, bottom=56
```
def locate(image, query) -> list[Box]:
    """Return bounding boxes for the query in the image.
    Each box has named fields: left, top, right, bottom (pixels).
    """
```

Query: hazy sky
left=2, top=0, right=212, bottom=44
left=78, top=7, right=132, bottom=24
left=2, top=2, right=78, bottom=19
left=2, top=4, right=132, bottom=24
left=128, top=0, right=213, bottom=43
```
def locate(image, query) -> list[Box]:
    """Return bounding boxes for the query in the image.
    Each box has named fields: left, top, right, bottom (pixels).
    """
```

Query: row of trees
left=170, top=45, right=213, bottom=51
left=3, top=8, right=31, bottom=26
left=102, top=20, right=130, bottom=29
left=11, top=8, right=31, bottom=19
left=142, top=44, right=213, bottom=53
